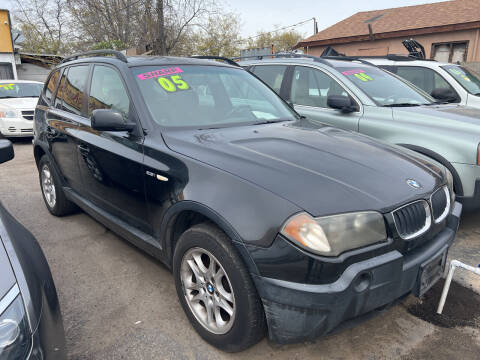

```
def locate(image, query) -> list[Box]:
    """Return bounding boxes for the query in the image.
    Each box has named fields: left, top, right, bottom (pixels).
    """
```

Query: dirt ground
left=1, top=140, right=479, bottom=359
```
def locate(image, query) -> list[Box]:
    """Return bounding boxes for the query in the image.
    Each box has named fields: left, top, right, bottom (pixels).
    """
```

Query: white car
left=0, top=80, right=43, bottom=137
left=364, top=58, right=480, bottom=108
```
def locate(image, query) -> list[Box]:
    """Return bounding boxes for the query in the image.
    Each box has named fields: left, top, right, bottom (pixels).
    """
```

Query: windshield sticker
left=341, top=69, right=373, bottom=82
left=354, top=73, right=373, bottom=82
left=461, top=74, right=471, bottom=82
left=341, top=69, right=365, bottom=76
left=157, top=75, right=190, bottom=93
left=448, top=68, right=464, bottom=76
left=0, top=84, right=15, bottom=90
left=137, top=67, right=183, bottom=80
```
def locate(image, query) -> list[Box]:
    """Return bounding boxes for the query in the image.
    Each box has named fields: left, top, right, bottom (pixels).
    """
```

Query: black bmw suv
left=34, top=50, right=461, bottom=352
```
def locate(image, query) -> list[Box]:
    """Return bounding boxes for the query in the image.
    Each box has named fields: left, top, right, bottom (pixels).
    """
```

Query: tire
left=38, top=155, right=77, bottom=216
left=173, top=222, right=266, bottom=352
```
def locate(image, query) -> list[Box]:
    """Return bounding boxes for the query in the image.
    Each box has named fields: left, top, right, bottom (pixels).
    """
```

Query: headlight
left=0, top=109, right=18, bottom=118
left=281, top=211, right=387, bottom=257
left=0, top=295, right=31, bottom=359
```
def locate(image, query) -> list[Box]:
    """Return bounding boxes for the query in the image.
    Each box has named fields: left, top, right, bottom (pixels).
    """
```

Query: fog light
left=354, top=272, right=371, bottom=292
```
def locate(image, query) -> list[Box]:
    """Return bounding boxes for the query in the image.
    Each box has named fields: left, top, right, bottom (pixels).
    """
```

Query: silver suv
left=240, top=55, right=480, bottom=211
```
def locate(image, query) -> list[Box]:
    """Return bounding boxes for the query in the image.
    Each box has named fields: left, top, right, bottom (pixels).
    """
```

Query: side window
left=54, top=68, right=68, bottom=109
left=396, top=66, right=454, bottom=95
left=291, top=66, right=348, bottom=108
left=251, top=65, right=287, bottom=94
left=45, top=70, right=60, bottom=104
left=89, top=65, right=130, bottom=120
left=62, top=65, right=90, bottom=116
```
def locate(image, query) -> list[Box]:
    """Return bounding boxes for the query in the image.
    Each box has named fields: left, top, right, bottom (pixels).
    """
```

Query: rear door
left=47, top=64, right=90, bottom=192
left=288, top=65, right=362, bottom=132
left=76, top=64, right=150, bottom=233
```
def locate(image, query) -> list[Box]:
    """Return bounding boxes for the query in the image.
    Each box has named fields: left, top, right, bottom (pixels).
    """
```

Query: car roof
left=362, top=58, right=451, bottom=67
left=238, top=56, right=375, bottom=69
left=0, top=80, right=44, bottom=84
left=57, top=55, right=239, bottom=69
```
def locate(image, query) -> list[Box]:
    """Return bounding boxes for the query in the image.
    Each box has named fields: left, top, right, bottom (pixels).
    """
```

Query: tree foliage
left=246, top=29, right=304, bottom=53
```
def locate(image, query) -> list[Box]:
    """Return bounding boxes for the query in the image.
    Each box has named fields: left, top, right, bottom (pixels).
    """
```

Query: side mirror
left=327, top=95, right=358, bottom=113
left=431, top=88, right=458, bottom=103
left=91, top=109, right=136, bottom=132
left=0, top=139, right=14, bottom=164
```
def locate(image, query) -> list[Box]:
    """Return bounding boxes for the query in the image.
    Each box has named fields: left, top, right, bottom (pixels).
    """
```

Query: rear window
left=131, top=65, right=297, bottom=128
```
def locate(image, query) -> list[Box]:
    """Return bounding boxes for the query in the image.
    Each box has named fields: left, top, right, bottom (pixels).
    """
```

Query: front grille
left=393, top=200, right=431, bottom=239
left=431, top=186, right=450, bottom=223
left=21, top=128, right=33, bottom=133
left=21, top=110, right=34, bottom=121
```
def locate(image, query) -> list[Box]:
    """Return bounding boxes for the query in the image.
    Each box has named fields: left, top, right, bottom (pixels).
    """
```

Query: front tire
left=38, top=155, right=77, bottom=216
left=173, top=223, right=265, bottom=352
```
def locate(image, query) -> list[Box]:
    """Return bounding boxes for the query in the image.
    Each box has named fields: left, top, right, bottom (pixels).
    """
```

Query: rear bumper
left=0, top=118, right=34, bottom=137
left=252, top=202, right=462, bottom=344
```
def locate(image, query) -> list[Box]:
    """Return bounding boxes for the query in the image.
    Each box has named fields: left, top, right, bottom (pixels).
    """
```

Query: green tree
left=246, top=28, right=304, bottom=53
left=189, top=12, right=242, bottom=57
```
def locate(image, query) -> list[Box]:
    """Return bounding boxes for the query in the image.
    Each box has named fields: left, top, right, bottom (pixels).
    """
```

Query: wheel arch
left=161, top=201, right=256, bottom=271
left=398, top=143, right=464, bottom=196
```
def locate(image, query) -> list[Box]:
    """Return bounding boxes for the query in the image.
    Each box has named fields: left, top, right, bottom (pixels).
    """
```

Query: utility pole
left=313, top=17, right=318, bottom=34
left=156, top=0, right=166, bottom=55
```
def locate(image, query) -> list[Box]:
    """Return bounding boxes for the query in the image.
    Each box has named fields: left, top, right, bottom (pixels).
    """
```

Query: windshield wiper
left=251, top=119, right=293, bottom=125
left=383, top=103, right=421, bottom=107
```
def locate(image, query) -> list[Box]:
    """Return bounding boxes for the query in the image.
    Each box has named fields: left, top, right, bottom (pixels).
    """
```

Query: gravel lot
left=1, top=140, right=480, bottom=359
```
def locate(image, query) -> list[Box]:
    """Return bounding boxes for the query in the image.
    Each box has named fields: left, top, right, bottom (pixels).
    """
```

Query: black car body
left=33, top=52, right=461, bottom=350
left=0, top=140, right=66, bottom=359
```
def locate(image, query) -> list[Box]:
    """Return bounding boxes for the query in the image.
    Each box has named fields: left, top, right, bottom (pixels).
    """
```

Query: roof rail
left=61, top=49, right=128, bottom=64
left=232, top=53, right=331, bottom=65
left=321, top=54, right=436, bottom=62
left=190, top=56, right=240, bottom=67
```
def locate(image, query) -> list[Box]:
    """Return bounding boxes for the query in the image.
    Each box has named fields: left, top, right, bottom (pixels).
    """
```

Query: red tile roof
left=298, top=0, right=480, bottom=47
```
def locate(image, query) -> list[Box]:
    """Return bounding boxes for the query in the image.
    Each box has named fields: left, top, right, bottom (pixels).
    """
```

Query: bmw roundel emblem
left=406, top=179, right=422, bottom=189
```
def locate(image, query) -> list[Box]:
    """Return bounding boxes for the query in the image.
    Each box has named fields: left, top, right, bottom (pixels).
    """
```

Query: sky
left=3, top=0, right=447, bottom=39
left=224, top=0, right=446, bottom=39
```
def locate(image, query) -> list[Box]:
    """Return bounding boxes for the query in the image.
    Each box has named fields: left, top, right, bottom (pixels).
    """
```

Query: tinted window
left=62, top=65, right=89, bottom=115
left=291, top=66, right=348, bottom=108
left=252, top=65, right=287, bottom=94
left=395, top=66, right=454, bottom=96
left=54, top=69, right=68, bottom=109
left=89, top=65, right=130, bottom=120
left=131, top=65, right=297, bottom=128
left=45, top=70, right=60, bottom=103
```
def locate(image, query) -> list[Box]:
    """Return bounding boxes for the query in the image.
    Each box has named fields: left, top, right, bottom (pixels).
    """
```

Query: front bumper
left=0, top=118, right=34, bottom=137
left=252, top=202, right=462, bottom=344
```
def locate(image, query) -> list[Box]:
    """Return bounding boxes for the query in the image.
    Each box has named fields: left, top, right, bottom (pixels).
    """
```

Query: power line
left=236, top=17, right=316, bottom=44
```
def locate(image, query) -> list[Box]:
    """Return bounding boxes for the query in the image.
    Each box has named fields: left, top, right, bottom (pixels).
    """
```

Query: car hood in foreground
left=163, top=120, right=444, bottom=216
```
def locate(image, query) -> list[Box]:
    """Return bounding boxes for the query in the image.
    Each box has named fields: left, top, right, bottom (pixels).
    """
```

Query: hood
left=0, top=238, right=16, bottom=299
left=162, top=120, right=444, bottom=216
left=0, top=97, right=39, bottom=110
left=392, top=104, right=480, bottom=129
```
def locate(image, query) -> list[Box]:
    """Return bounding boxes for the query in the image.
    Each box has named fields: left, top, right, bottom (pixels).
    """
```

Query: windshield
left=336, top=65, right=434, bottom=106
left=132, top=65, right=298, bottom=128
left=442, top=65, right=480, bottom=96
left=0, top=82, right=43, bottom=99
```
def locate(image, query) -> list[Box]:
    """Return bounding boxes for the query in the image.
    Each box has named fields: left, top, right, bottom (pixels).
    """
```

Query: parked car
left=34, top=50, right=461, bottom=351
left=363, top=57, right=480, bottom=108
left=0, top=139, right=66, bottom=359
left=240, top=55, right=480, bottom=211
left=0, top=81, right=44, bottom=138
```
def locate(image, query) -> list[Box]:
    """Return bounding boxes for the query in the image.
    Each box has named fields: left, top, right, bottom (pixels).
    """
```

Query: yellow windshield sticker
left=353, top=73, right=373, bottom=82
left=0, top=84, right=15, bottom=90
left=157, top=75, right=190, bottom=93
